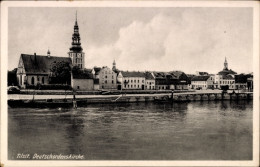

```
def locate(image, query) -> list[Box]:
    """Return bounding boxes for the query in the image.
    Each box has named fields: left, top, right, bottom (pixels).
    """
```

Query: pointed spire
left=224, top=57, right=228, bottom=70
left=112, top=59, right=116, bottom=71
left=47, top=48, right=51, bottom=57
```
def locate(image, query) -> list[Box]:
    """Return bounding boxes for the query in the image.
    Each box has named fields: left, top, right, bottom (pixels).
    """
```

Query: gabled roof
left=20, top=54, right=71, bottom=74
left=121, top=71, right=145, bottom=78
left=169, top=71, right=185, bottom=79
left=191, top=76, right=210, bottom=81
left=144, top=72, right=154, bottom=80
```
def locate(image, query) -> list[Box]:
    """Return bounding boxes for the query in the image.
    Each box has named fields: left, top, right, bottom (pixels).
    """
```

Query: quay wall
left=8, top=93, right=253, bottom=106
left=18, top=89, right=194, bottom=95
left=79, top=93, right=253, bottom=104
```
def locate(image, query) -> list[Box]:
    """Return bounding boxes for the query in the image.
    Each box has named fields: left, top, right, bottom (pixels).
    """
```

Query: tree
left=50, top=61, right=71, bottom=85
left=8, top=68, right=18, bottom=86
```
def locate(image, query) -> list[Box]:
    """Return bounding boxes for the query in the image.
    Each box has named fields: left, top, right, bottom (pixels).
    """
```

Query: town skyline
left=8, top=7, right=253, bottom=74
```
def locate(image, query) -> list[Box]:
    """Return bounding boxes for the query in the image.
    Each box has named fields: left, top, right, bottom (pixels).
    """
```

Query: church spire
left=70, top=11, right=82, bottom=52
left=68, top=12, right=85, bottom=69
left=112, top=59, right=116, bottom=71
left=223, top=57, right=228, bottom=70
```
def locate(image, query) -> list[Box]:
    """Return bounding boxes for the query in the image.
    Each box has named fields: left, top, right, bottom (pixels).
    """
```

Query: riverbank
left=17, top=89, right=194, bottom=95
left=8, top=92, right=253, bottom=108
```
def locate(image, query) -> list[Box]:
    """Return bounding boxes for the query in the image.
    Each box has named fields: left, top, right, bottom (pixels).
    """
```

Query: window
left=77, top=86, right=80, bottom=89
left=105, top=80, right=107, bottom=84
left=112, top=80, right=114, bottom=84
left=42, top=77, right=44, bottom=84
left=138, top=80, right=139, bottom=83
left=134, top=80, right=136, bottom=83
left=31, top=77, right=34, bottom=85
left=105, top=76, right=107, bottom=78
left=131, top=80, right=133, bottom=83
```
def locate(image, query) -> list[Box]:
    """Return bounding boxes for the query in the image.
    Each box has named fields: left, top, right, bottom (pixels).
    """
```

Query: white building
left=121, top=71, right=146, bottom=90
left=191, top=75, right=214, bottom=89
left=98, top=66, right=117, bottom=90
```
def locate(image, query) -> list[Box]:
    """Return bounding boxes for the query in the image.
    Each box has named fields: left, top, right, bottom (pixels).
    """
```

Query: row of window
left=124, top=79, right=145, bottom=83
left=102, top=80, right=115, bottom=84
left=218, top=80, right=234, bottom=84
left=123, top=84, right=143, bottom=88
left=146, top=82, right=155, bottom=85
left=102, top=75, right=115, bottom=79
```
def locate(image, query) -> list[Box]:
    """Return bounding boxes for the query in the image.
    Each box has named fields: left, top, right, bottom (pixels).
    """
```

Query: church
left=214, top=57, right=237, bottom=89
left=16, top=13, right=85, bottom=88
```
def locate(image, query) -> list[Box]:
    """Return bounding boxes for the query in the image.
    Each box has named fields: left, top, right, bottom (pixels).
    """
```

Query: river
left=8, top=100, right=252, bottom=160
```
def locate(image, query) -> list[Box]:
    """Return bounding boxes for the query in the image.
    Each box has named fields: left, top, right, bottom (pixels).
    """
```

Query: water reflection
left=9, top=101, right=252, bottom=160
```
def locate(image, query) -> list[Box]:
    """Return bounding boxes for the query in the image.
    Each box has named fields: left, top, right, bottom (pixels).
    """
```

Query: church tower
left=223, top=57, right=228, bottom=70
left=68, top=12, right=85, bottom=69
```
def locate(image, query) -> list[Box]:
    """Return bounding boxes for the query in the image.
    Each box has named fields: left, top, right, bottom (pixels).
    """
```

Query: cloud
left=85, top=10, right=252, bottom=73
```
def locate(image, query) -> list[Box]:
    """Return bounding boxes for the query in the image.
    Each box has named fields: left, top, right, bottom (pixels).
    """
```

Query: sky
left=8, top=7, right=253, bottom=74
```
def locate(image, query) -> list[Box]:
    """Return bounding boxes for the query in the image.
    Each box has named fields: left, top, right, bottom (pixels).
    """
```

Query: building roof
left=191, top=75, right=210, bottom=81
left=144, top=72, right=154, bottom=80
left=21, top=54, right=71, bottom=74
left=218, top=69, right=237, bottom=75
left=121, top=71, right=145, bottom=78
left=72, top=70, right=94, bottom=79
left=169, top=71, right=185, bottom=79
left=222, top=74, right=234, bottom=80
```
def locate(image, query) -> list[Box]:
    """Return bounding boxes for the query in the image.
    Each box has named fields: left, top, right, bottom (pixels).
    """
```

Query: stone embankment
left=8, top=92, right=253, bottom=108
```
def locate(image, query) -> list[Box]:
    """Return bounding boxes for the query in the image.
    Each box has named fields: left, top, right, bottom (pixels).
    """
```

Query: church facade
left=16, top=13, right=85, bottom=88
left=16, top=52, right=72, bottom=88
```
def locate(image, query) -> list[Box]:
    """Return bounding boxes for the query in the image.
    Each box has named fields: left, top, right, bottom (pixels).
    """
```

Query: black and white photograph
left=1, top=1, right=259, bottom=167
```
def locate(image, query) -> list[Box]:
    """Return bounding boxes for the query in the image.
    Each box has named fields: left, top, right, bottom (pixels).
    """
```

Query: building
left=145, top=72, right=155, bottom=90
left=169, top=71, right=189, bottom=90
left=214, top=57, right=237, bottom=89
left=153, top=72, right=175, bottom=90
left=71, top=70, right=94, bottom=90
left=153, top=71, right=189, bottom=90
left=99, top=66, right=117, bottom=89
left=186, top=74, right=196, bottom=89
left=191, top=75, right=214, bottom=89
left=17, top=52, right=72, bottom=88
left=235, top=74, right=253, bottom=90
left=68, top=13, right=85, bottom=69
left=121, top=71, right=146, bottom=90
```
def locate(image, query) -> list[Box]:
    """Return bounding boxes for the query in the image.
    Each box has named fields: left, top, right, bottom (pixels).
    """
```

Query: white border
left=1, top=1, right=259, bottom=167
